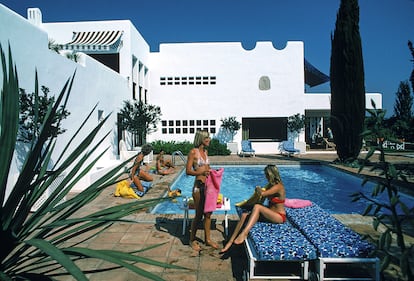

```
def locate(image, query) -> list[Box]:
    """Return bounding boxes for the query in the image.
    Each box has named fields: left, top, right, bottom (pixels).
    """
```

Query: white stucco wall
left=304, top=93, right=382, bottom=110
left=148, top=41, right=306, bottom=144
left=0, top=5, right=136, bottom=193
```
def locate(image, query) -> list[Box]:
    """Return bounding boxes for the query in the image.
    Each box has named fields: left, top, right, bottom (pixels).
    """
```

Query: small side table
left=181, top=197, right=231, bottom=237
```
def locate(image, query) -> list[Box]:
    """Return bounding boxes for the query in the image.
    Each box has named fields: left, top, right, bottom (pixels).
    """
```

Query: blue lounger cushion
left=248, top=221, right=317, bottom=261
left=286, top=204, right=375, bottom=258
left=130, top=181, right=152, bottom=197
left=236, top=206, right=317, bottom=261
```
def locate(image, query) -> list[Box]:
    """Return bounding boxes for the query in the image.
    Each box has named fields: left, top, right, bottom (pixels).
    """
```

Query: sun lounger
left=240, top=140, right=256, bottom=157
left=280, top=140, right=300, bottom=157
left=286, top=204, right=379, bottom=281
left=236, top=207, right=317, bottom=280
left=322, top=138, right=336, bottom=150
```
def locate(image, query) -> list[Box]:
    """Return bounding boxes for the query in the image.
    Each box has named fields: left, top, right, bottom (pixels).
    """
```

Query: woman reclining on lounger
left=220, top=164, right=286, bottom=254
left=130, top=144, right=154, bottom=193
left=156, top=149, right=175, bottom=175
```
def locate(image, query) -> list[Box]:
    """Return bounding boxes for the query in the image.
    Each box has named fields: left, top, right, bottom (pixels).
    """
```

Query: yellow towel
left=235, top=188, right=265, bottom=207
left=114, top=180, right=139, bottom=199
left=217, top=193, right=223, bottom=204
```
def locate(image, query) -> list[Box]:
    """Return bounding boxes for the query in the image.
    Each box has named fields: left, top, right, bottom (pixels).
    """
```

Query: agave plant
left=0, top=44, right=183, bottom=280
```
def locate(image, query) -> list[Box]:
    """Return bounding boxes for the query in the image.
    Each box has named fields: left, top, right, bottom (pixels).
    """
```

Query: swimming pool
left=151, top=164, right=411, bottom=215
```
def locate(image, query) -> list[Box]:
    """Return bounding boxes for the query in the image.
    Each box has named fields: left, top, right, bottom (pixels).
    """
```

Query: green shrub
left=151, top=138, right=230, bottom=156
left=207, top=138, right=231, bottom=156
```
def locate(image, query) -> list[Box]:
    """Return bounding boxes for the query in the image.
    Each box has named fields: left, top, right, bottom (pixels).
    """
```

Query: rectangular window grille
left=159, top=75, right=216, bottom=86
left=160, top=119, right=217, bottom=135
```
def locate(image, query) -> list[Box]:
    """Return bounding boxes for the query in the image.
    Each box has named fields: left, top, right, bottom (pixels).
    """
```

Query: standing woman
left=130, top=143, right=154, bottom=193
left=186, top=130, right=218, bottom=251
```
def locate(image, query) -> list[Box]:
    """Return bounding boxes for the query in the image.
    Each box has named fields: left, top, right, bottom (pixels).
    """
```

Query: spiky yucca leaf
left=0, top=44, right=184, bottom=280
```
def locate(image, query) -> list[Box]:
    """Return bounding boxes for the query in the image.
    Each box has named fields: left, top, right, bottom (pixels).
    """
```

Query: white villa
left=1, top=5, right=382, bottom=191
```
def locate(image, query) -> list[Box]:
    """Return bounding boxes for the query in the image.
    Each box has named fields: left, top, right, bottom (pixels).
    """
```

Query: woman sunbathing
left=156, top=149, right=175, bottom=175
left=220, top=164, right=286, bottom=254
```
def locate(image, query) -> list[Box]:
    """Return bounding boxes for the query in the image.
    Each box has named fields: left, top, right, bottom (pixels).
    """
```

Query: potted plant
left=287, top=113, right=305, bottom=142
left=287, top=113, right=306, bottom=152
left=220, top=116, right=241, bottom=154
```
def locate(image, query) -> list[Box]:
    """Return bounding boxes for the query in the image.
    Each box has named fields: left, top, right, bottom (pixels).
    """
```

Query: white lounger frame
left=317, top=257, right=380, bottom=281
left=245, top=239, right=311, bottom=280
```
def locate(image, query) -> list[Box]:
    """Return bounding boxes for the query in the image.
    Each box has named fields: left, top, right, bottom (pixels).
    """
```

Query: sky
left=1, top=0, right=413, bottom=116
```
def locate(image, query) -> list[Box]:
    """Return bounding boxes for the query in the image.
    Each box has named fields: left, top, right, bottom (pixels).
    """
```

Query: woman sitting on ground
left=156, top=149, right=175, bottom=175
left=130, top=144, right=154, bottom=192
left=220, top=164, right=286, bottom=254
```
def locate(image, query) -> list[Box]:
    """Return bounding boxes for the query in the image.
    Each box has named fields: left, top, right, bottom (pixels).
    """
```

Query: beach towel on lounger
left=204, top=168, right=224, bottom=213
left=130, top=181, right=152, bottom=197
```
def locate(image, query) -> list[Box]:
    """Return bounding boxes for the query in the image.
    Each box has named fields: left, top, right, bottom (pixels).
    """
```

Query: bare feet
left=233, top=233, right=247, bottom=245
left=205, top=240, right=219, bottom=249
left=219, top=242, right=233, bottom=254
left=191, top=240, right=201, bottom=251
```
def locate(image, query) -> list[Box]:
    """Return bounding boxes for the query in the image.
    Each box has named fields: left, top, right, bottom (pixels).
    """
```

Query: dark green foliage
left=351, top=100, right=413, bottom=280
left=330, top=0, right=366, bottom=162
left=287, top=113, right=305, bottom=141
left=206, top=138, right=231, bottom=156
left=393, top=81, right=413, bottom=122
left=392, top=81, right=413, bottom=140
left=19, top=86, right=70, bottom=143
left=408, top=41, right=414, bottom=92
left=220, top=116, right=241, bottom=142
left=118, top=100, right=161, bottom=145
left=386, top=40, right=414, bottom=142
left=221, top=116, right=241, bottom=133
left=151, top=139, right=230, bottom=156
left=151, top=140, right=193, bottom=155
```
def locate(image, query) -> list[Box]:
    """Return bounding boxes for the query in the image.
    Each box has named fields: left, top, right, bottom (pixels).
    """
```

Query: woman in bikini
left=220, top=164, right=286, bottom=254
left=156, top=149, right=175, bottom=175
left=130, top=143, right=154, bottom=193
left=186, top=130, right=219, bottom=251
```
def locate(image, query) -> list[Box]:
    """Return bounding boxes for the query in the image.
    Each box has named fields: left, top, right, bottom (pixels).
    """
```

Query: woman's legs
left=132, top=169, right=154, bottom=192
left=204, top=212, right=218, bottom=249
left=139, top=169, right=153, bottom=182
left=132, top=175, right=144, bottom=192
left=220, top=212, right=249, bottom=253
left=234, top=204, right=284, bottom=245
left=190, top=189, right=202, bottom=251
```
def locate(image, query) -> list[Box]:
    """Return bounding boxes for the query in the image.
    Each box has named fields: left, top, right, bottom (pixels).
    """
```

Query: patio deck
left=58, top=152, right=413, bottom=281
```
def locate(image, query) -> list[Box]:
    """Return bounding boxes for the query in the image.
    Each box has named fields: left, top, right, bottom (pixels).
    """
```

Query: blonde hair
left=193, top=130, right=210, bottom=147
left=264, top=164, right=282, bottom=185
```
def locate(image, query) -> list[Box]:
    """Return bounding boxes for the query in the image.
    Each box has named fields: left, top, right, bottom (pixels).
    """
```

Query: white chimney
left=27, top=8, right=42, bottom=27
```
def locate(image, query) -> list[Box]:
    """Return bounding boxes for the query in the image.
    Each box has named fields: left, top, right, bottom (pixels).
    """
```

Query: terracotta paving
left=57, top=151, right=414, bottom=281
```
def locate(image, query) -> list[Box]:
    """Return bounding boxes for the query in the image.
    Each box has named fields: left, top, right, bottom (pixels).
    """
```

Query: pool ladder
left=172, top=150, right=186, bottom=166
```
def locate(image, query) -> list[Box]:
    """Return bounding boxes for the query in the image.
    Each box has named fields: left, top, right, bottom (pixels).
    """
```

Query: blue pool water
left=151, top=164, right=411, bottom=215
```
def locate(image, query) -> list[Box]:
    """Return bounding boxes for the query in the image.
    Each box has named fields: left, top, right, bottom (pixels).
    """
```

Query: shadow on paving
left=154, top=217, right=251, bottom=281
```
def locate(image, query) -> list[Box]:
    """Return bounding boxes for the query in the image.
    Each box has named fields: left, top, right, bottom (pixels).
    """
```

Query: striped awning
left=61, top=30, right=123, bottom=52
